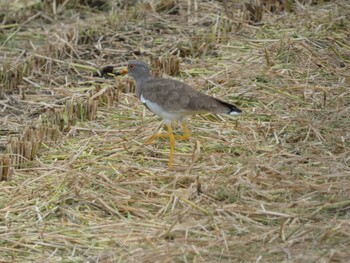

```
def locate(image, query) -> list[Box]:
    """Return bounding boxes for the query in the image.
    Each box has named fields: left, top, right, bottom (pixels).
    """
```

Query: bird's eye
left=129, top=64, right=134, bottom=69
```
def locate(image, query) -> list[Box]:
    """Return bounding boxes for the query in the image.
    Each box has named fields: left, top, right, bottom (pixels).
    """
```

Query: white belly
left=140, top=94, right=185, bottom=124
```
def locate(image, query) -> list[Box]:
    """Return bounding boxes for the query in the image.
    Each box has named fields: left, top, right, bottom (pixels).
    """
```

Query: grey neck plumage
left=133, top=73, right=152, bottom=98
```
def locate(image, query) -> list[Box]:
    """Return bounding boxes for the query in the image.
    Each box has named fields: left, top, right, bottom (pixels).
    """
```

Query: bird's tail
left=215, top=98, right=242, bottom=115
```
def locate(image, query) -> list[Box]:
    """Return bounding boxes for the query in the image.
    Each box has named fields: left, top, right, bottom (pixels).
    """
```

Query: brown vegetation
left=0, top=0, right=349, bottom=261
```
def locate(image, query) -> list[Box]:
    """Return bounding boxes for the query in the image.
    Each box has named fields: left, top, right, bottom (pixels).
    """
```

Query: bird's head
left=118, top=60, right=151, bottom=81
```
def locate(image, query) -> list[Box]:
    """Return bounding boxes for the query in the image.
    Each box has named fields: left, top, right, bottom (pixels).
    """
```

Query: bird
left=118, top=60, right=241, bottom=167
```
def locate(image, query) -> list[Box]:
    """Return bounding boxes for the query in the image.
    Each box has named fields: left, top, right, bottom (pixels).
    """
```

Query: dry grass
left=1, top=0, right=349, bottom=262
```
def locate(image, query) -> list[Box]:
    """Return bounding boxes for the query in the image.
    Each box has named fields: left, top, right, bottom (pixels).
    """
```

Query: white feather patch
left=140, top=93, right=147, bottom=104
left=140, top=93, right=185, bottom=123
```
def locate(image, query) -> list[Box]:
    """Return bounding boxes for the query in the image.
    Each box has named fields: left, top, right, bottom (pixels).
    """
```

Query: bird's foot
left=144, top=133, right=169, bottom=145
left=175, top=134, right=190, bottom=141
left=145, top=133, right=190, bottom=145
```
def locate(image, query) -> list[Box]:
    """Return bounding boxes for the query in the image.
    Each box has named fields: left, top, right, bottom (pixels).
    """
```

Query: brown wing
left=140, top=78, right=233, bottom=114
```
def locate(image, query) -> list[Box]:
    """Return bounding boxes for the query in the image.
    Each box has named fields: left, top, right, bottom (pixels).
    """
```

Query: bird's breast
left=140, top=94, right=185, bottom=124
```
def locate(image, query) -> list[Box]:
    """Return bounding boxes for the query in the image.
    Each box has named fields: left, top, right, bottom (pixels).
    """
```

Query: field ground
left=0, top=0, right=349, bottom=262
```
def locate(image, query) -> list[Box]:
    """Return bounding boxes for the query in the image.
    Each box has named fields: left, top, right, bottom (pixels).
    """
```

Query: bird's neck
left=135, top=74, right=151, bottom=98
left=134, top=74, right=151, bottom=84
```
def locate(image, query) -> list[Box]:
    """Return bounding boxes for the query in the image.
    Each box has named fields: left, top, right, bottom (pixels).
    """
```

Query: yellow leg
left=144, top=122, right=191, bottom=167
left=143, top=123, right=175, bottom=167
left=176, top=122, right=191, bottom=141
left=145, top=132, right=170, bottom=145
left=166, top=124, right=175, bottom=167
left=145, top=122, right=191, bottom=145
